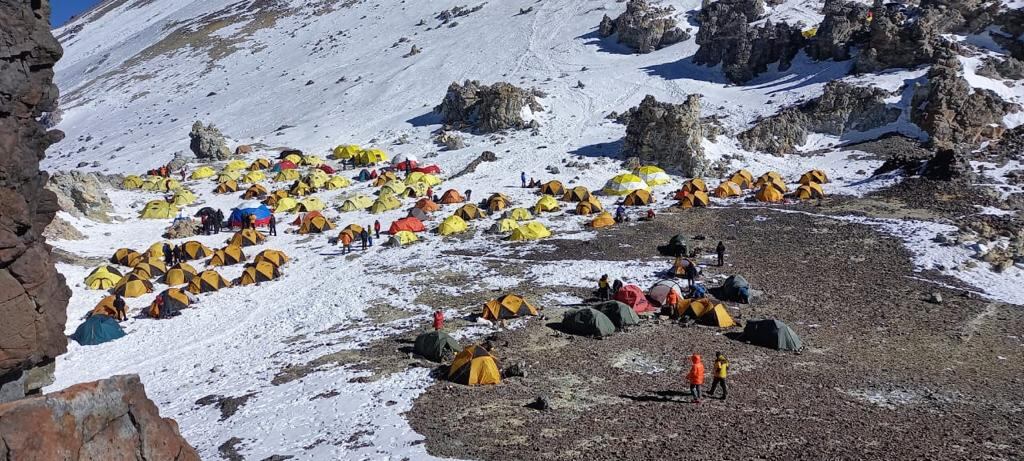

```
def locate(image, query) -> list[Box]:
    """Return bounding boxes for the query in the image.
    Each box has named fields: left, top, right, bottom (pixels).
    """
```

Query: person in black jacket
left=112, top=295, right=127, bottom=322
left=716, top=241, right=726, bottom=267
left=268, top=215, right=277, bottom=236
left=214, top=210, right=224, bottom=234
left=359, top=229, right=368, bottom=250
left=162, top=243, right=173, bottom=265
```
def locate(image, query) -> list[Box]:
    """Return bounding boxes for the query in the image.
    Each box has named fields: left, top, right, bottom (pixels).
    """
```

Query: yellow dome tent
left=332, top=144, right=362, bottom=160
left=289, top=181, right=313, bottom=197
left=85, top=266, right=122, bottom=290
left=180, top=241, right=213, bottom=260
left=162, top=262, right=198, bottom=286
left=243, top=184, right=269, bottom=199
left=533, top=195, right=560, bottom=214
left=298, top=215, right=336, bottom=234
left=190, top=166, right=216, bottom=180
left=697, top=303, right=736, bottom=328
left=301, top=155, right=324, bottom=167
left=139, top=200, right=177, bottom=219
left=229, top=229, right=266, bottom=247
left=214, top=180, right=239, bottom=194
left=682, top=178, right=707, bottom=193
left=405, top=172, right=442, bottom=186
left=754, top=171, right=784, bottom=188
left=575, top=197, right=604, bottom=215
left=379, top=180, right=407, bottom=197
left=590, top=212, right=616, bottom=228
left=356, top=148, right=388, bottom=165
left=504, top=208, right=533, bottom=221
left=509, top=221, right=551, bottom=241
left=273, top=197, right=299, bottom=213
left=623, top=189, right=653, bottom=206
left=486, top=193, right=510, bottom=212
left=171, top=189, right=197, bottom=206
left=248, top=158, right=272, bottom=170
left=454, top=203, right=486, bottom=221
left=676, top=297, right=715, bottom=319
left=799, top=169, right=829, bottom=185
left=274, top=169, right=301, bottom=182
left=296, top=197, right=326, bottom=213
left=188, top=270, right=231, bottom=293
left=539, top=180, right=565, bottom=196
left=728, top=169, right=754, bottom=189
left=254, top=249, right=289, bottom=267
left=369, top=195, right=402, bottom=214
left=338, top=224, right=364, bottom=243
left=111, top=248, right=142, bottom=267
left=305, top=170, right=330, bottom=188
left=239, top=261, right=281, bottom=286
left=283, top=153, right=302, bottom=165
left=603, top=173, right=649, bottom=195
left=490, top=218, right=520, bottom=234
left=449, top=345, right=501, bottom=385
left=372, top=171, right=399, bottom=187
left=224, top=159, right=248, bottom=172
left=209, top=245, right=246, bottom=266
left=325, top=176, right=351, bottom=190
left=405, top=182, right=429, bottom=198
left=562, top=186, right=592, bottom=202
left=713, top=181, right=743, bottom=198
left=241, top=171, right=266, bottom=183
left=145, top=242, right=168, bottom=260
left=438, top=215, right=469, bottom=236
left=635, top=165, right=670, bottom=186
left=679, top=191, right=710, bottom=208
left=386, top=230, right=420, bottom=247
left=111, top=273, right=154, bottom=298
left=122, top=175, right=144, bottom=190
left=216, top=171, right=241, bottom=183
left=794, top=183, right=825, bottom=200
left=482, top=294, right=538, bottom=320
left=340, top=195, right=374, bottom=212
left=131, top=260, right=166, bottom=279
left=755, top=185, right=785, bottom=202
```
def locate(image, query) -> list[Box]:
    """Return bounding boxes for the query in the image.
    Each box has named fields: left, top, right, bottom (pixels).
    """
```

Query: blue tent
left=229, top=203, right=272, bottom=227
left=70, top=314, right=126, bottom=346
left=357, top=169, right=372, bottom=181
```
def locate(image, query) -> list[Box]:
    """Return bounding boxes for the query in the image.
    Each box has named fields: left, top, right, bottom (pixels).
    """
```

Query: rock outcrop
left=0, top=375, right=200, bottom=460
left=739, top=81, right=901, bottom=154
left=806, top=0, right=871, bottom=61
left=853, top=2, right=950, bottom=73
left=0, top=0, right=71, bottom=398
left=189, top=121, right=232, bottom=160
left=693, top=0, right=805, bottom=84
left=598, top=0, right=688, bottom=53
left=45, top=171, right=113, bottom=222
left=992, top=8, right=1023, bottom=61
left=435, top=80, right=544, bottom=132
left=910, top=55, right=1018, bottom=149
left=621, top=95, right=707, bottom=177
left=976, top=56, right=1024, bottom=81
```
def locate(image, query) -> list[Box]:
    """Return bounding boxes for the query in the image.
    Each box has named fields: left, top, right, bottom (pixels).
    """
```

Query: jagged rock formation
left=621, top=95, right=707, bottom=177
left=918, top=0, right=1001, bottom=34
left=597, top=0, right=688, bottom=53
left=0, top=375, right=200, bottom=460
left=806, top=0, right=871, bottom=61
left=0, top=0, right=71, bottom=399
left=853, top=2, right=951, bottom=73
left=992, top=7, right=1023, bottom=61
left=976, top=56, right=1024, bottom=81
left=45, top=171, right=113, bottom=222
left=435, top=80, right=544, bottom=132
left=43, top=215, right=85, bottom=241
left=739, top=82, right=901, bottom=154
left=189, top=121, right=232, bottom=160
left=910, top=55, right=1019, bottom=149
left=693, top=0, right=804, bottom=84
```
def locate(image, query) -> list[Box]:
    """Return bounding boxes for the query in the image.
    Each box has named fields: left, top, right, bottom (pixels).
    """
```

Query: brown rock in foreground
left=0, top=375, right=200, bottom=460
left=0, top=0, right=71, bottom=396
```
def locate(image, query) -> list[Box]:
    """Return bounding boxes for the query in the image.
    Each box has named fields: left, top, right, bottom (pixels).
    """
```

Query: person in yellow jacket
left=709, top=352, right=729, bottom=400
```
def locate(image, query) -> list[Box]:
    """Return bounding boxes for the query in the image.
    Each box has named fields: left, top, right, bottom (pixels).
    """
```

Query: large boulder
left=189, top=121, right=232, bottom=160
left=0, top=0, right=71, bottom=397
left=739, top=81, right=901, bottom=154
left=622, top=95, right=708, bottom=177
left=435, top=80, right=544, bottom=132
left=853, top=3, right=950, bottom=73
left=806, top=0, right=871, bottom=61
left=910, top=55, right=1019, bottom=149
left=0, top=375, right=200, bottom=460
left=693, top=0, right=805, bottom=84
left=45, top=171, right=113, bottom=222
left=598, top=0, right=689, bottom=53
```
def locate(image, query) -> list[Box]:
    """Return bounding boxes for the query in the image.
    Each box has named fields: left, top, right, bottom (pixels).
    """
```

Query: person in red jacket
left=374, top=220, right=381, bottom=239
left=686, top=353, right=705, bottom=403
left=432, top=310, right=444, bottom=331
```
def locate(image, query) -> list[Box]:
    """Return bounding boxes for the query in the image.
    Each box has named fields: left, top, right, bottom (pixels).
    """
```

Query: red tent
left=394, top=160, right=418, bottom=171
left=673, top=189, right=690, bottom=200
left=389, top=217, right=426, bottom=234
left=290, top=211, right=323, bottom=226
left=369, top=169, right=379, bottom=179
left=318, top=164, right=336, bottom=174
left=413, top=165, right=442, bottom=174
left=275, top=160, right=297, bottom=171
left=614, top=285, right=654, bottom=314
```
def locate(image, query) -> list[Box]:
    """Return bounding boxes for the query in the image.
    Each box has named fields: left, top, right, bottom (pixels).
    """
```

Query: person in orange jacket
left=686, top=353, right=705, bottom=403
left=432, top=309, right=444, bottom=331
left=340, top=231, right=353, bottom=254
left=665, top=287, right=680, bottom=309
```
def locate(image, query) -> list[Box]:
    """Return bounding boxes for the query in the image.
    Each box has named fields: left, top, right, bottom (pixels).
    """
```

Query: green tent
left=561, top=308, right=615, bottom=338
left=414, top=331, right=462, bottom=362
left=712, top=275, right=751, bottom=303
left=743, top=319, right=802, bottom=351
left=593, top=301, right=640, bottom=330
left=657, top=234, right=688, bottom=257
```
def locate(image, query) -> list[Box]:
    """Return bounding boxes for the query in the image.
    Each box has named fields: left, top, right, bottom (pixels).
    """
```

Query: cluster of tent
left=700, top=169, right=829, bottom=205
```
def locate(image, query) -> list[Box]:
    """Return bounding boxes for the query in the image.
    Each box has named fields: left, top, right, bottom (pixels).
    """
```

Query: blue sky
left=52, top=0, right=102, bottom=27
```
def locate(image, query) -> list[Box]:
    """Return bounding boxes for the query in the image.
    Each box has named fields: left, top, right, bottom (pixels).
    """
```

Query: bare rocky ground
left=398, top=194, right=1024, bottom=460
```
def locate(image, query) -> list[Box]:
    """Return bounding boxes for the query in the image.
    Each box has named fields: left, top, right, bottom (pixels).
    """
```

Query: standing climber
left=685, top=259, right=699, bottom=288
left=359, top=229, right=368, bottom=251
left=113, top=294, right=127, bottom=322
left=716, top=241, right=726, bottom=267
left=340, top=231, right=353, bottom=254
left=214, top=210, right=224, bottom=234
left=709, top=352, right=729, bottom=400
left=521, top=171, right=527, bottom=188
left=268, top=214, right=277, bottom=236
left=465, top=189, right=472, bottom=203
left=200, top=214, right=209, bottom=235
left=597, top=274, right=610, bottom=300
left=686, top=353, right=705, bottom=403
left=615, top=204, right=626, bottom=223
left=162, top=243, right=173, bottom=265
left=373, top=220, right=381, bottom=239
left=432, top=309, right=445, bottom=331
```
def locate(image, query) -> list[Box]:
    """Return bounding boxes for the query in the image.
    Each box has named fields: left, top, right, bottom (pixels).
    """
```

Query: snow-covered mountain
left=44, top=0, right=1024, bottom=459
